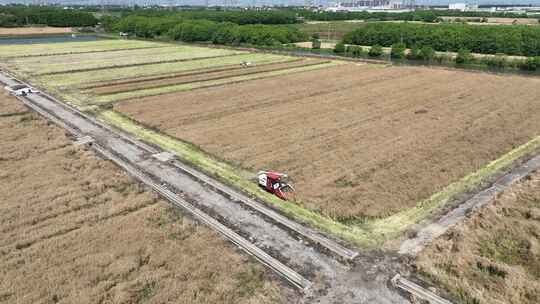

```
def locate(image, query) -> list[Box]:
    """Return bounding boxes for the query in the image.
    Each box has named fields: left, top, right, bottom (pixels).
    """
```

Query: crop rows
left=0, top=39, right=164, bottom=58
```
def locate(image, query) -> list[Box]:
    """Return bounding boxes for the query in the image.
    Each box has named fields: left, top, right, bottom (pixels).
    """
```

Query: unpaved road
left=0, top=73, right=409, bottom=303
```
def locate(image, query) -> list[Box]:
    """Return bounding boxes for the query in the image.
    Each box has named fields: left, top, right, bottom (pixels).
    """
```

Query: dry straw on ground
left=417, top=169, right=540, bottom=304
left=0, top=93, right=290, bottom=304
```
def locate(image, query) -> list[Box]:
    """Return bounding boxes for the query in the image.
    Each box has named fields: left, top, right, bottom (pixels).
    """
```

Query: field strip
left=93, top=61, right=344, bottom=104
left=92, top=59, right=328, bottom=95
left=2, top=73, right=313, bottom=291
left=34, top=52, right=247, bottom=76
left=0, top=40, right=167, bottom=58
left=98, top=109, right=540, bottom=247
left=399, top=152, right=540, bottom=255
left=4, top=45, right=168, bottom=59
left=82, top=58, right=304, bottom=90
left=40, top=53, right=294, bottom=87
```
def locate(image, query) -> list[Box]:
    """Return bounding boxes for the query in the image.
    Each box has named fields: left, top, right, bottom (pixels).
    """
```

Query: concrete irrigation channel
left=0, top=72, right=410, bottom=303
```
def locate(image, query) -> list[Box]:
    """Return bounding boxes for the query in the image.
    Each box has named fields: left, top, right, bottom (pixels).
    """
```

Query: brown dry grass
left=116, top=64, right=540, bottom=220
left=0, top=93, right=289, bottom=304
left=0, top=27, right=73, bottom=36
left=416, top=170, right=540, bottom=304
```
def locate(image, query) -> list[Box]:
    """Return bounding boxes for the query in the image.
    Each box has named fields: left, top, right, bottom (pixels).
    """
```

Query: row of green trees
left=334, top=42, right=540, bottom=71
left=125, top=9, right=298, bottom=25
left=113, top=16, right=306, bottom=46
left=295, top=9, right=533, bottom=22
left=342, top=22, right=540, bottom=56
left=0, top=5, right=98, bottom=27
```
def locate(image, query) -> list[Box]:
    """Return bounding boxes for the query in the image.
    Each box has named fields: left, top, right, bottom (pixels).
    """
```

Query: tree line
left=113, top=15, right=306, bottom=46
left=124, top=9, right=298, bottom=25
left=341, top=22, right=540, bottom=56
left=0, top=5, right=98, bottom=27
left=295, top=9, right=535, bottom=23
left=331, top=41, right=540, bottom=71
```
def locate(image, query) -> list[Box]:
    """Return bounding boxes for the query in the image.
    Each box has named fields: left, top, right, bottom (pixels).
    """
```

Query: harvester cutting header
left=257, top=171, right=295, bottom=201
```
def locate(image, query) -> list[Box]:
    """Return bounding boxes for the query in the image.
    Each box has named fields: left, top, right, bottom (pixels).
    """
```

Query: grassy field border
left=98, top=109, right=540, bottom=248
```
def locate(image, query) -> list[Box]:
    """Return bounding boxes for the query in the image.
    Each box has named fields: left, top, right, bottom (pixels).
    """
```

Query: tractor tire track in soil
left=0, top=72, right=409, bottom=303
left=90, top=59, right=320, bottom=95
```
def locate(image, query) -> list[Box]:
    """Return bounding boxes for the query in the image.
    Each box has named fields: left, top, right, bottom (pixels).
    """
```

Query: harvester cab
left=257, top=171, right=295, bottom=201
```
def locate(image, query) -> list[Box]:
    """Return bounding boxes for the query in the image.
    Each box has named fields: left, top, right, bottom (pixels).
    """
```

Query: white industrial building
left=326, top=0, right=407, bottom=11
left=448, top=2, right=478, bottom=11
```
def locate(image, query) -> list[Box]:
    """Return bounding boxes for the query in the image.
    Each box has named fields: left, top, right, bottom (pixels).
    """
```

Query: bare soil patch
left=0, top=27, right=73, bottom=36
left=0, top=93, right=289, bottom=304
left=91, top=58, right=324, bottom=95
left=416, top=169, right=540, bottom=304
left=117, top=64, right=540, bottom=220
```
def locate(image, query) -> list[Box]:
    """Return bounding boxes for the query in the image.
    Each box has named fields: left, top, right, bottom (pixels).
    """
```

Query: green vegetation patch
left=342, top=22, right=540, bottom=56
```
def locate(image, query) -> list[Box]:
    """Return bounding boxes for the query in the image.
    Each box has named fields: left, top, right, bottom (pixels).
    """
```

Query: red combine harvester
left=257, top=171, right=295, bottom=201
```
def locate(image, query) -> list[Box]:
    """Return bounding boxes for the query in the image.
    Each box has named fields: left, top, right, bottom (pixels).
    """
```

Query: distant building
left=449, top=2, right=478, bottom=11
left=326, top=0, right=405, bottom=11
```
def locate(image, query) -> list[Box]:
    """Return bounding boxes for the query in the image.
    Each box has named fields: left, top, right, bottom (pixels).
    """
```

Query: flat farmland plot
left=116, top=64, right=540, bottom=220
left=90, top=58, right=327, bottom=95
left=10, top=45, right=243, bottom=75
left=0, top=39, right=163, bottom=58
left=92, top=61, right=341, bottom=104
left=39, top=53, right=296, bottom=87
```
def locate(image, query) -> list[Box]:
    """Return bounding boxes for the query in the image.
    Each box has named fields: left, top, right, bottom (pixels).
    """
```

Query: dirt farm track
left=117, top=63, right=540, bottom=219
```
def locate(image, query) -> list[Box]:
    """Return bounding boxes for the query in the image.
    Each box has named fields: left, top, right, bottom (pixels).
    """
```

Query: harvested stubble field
left=40, top=53, right=295, bottom=88
left=416, top=169, right=540, bottom=304
left=116, top=64, right=540, bottom=220
left=90, top=58, right=327, bottom=95
left=0, top=39, right=162, bottom=58
left=8, top=45, right=242, bottom=76
left=0, top=93, right=288, bottom=304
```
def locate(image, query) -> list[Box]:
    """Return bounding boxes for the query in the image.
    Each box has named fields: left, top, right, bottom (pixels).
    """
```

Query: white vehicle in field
left=4, top=84, right=39, bottom=96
